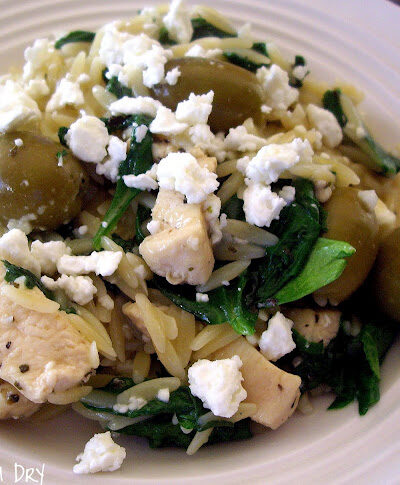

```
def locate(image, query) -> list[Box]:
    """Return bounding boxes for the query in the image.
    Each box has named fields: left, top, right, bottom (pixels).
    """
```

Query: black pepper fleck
left=6, top=393, right=19, bottom=403
left=5, top=341, right=11, bottom=349
left=19, top=364, right=30, bottom=373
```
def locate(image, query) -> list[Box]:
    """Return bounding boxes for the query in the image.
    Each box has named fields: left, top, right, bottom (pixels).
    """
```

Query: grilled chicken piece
left=211, top=337, right=301, bottom=429
left=285, top=308, right=341, bottom=347
left=0, top=281, right=98, bottom=403
left=0, top=380, right=41, bottom=419
left=139, top=189, right=214, bottom=285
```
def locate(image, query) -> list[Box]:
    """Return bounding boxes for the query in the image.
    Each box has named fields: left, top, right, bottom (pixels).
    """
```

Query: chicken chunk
left=0, top=380, right=41, bottom=419
left=0, top=283, right=98, bottom=403
left=139, top=190, right=214, bottom=285
left=285, top=308, right=341, bottom=347
left=211, top=337, right=301, bottom=429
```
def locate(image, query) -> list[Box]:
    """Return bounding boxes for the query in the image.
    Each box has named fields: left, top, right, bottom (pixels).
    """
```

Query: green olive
left=0, top=132, right=85, bottom=231
left=314, top=187, right=379, bottom=304
left=371, top=227, right=400, bottom=322
left=151, top=58, right=264, bottom=132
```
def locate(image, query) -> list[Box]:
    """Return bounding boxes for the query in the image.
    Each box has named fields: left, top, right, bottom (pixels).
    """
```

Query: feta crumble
left=123, top=164, right=158, bottom=191
left=165, top=66, right=181, bottom=85
left=66, top=116, right=109, bottom=163
left=157, top=388, right=170, bottom=403
left=0, top=80, right=41, bottom=133
left=0, top=229, right=40, bottom=276
left=156, top=152, right=219, bottom=203
left=45, top=78, right=84, bottom=112
left=188, top=356, right=247, bottom=418
left=185, top=45, right=223, bottom=58
left=57, top=251, right=123, bottom=277
left=224, top=124, right=267, bottom=152
left=30, top=240, right=72, bottom=276
left=237, top=138, right=313, bottom=186
left=259, top=312, right=296, bottom=361
left=196, top=292, right=209, bottom=303
left=242, top=182, right=287, bottom=227
left=14, top=138, right=23, bottom=147
left=41, top=274, right=97, bottom=306
left=113, top=396, right=147, bottom=414
left=150, top=106, right=188, bottom=136
left=109, top=96, right=162, bottom=117
left=163, top=0, right=193, bottom=44
left=96, top=135, right=127, bottom=182
left=175, top=91, right=214, bottom=125
left=73, top=431, right=126, bottom=474
left=256, top=64, right=299, bottom=111
left=306, top=104, right=343, bottom=148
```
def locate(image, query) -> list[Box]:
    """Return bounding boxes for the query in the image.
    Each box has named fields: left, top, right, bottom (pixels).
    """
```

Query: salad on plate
left=0, top=0, right=399, bottom=475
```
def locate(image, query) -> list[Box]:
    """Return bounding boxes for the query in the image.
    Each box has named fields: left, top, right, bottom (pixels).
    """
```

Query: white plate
left=0, top=0, right=400, bottom=483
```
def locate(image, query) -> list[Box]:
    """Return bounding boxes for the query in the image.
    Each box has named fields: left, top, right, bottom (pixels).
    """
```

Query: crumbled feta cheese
left=196, top=292, right=209, bottom=302
left=123, top=164, right=158, bottom=191
left=237, top=138, right=313, bottom=185
left=66, top=116, right=109, bottom=163
left=57, top=251, right=122, bottom=277
left=0, top=80, right=40, bottom=132
left=135, top=124, right=148, bottom=143
left=23, top=38, right=57, bottom=81
left=41, top=274, right=97, bottom=305
left=150, top=106, right=188, bottom=136
left=73, top=431, right=126, bottom=474
left=175, top=91, right=213, bottom=125
left=6, top=213, right=37, bottom=235
left=292, top=65, right=308, bottom=80
left=96, top=135, right=127, bottom=182
left=185, top=45, right=222, bottom=58
left=188, top=355, right=247, bottom=418
left=113, top=396, right=147, bottom=414
left=163, top=0, right=193, bottom=44
left=224, top=124, right=267, bottom=152
left=109, top=96, right=162, bottom=117
left=46, top=78, right=84, bottom=112
left=279, top=185, right=296, bottom=203
left=242, top=182, right=287, bottom=227
left=358, top=189, right=378, bottom=212
left=165, top=66, right=181, bottom=85
left=259, top=312, right=296, bottom=361
left=256, top=64, right=299, bottom=111
left=156, top=152, right=219, bottom=203
left=306, top=104, right=343, bottom=148
left=99, top=30, right=172, bottom=89
left=157, top=388, right=170, bottom=403
left=30, top=240, right=71, bottom=275
left=0, top=229, right=40, bottom=276
left=14, top=138, right=23, bottom=147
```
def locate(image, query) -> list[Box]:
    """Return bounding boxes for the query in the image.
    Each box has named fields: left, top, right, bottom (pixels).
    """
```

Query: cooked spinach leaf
left=255, top=178, right=324, bottom=307
left=135, top=205, right=151, bottom=245
left=223, top=51, right=269, bottom=73
left=323, top=89, right=400, bottom=176
left=55, top=30, right=95, bottom=49
left=222, top=194, right=245, bottom=221
left=272, top=238, right=355, bottom=306
left=93, top=115, right=154, bottom=250
left=58, top=126, right=68, bottom=147
left=191, top=17, right=236, bottom=40
left=111, top=234, right=136, bottom=253
left=81, top=382, right=250, bottom=449
left=158, top=26, right=177, bottom=45
left=2, top=260, right=76, bottom=314
left=105, top=76, right=133, bottom=99
left=289, top=55, right=309, bottom=88
left=252, top=42, right=268, bottom=56
left=154, top=270, right=257, bottom=335
left=279, top=305, right=398, bottom=415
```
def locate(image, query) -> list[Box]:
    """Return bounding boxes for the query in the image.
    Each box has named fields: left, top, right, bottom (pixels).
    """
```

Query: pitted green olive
left=314, top=187, right=380, bottom=304
left=372, top=227, right=400, bottom=322
left=151, top=58, right=264, bottom=132
left=0, top=132, right=85, bottom=231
